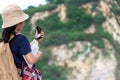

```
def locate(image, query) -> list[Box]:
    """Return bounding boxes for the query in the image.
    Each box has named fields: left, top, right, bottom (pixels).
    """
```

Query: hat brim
left=2, top=13, right=29, bottom=28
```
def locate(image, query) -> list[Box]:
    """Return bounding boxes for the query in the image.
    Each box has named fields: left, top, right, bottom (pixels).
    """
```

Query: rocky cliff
left=30, top=0, right=120, bottom=80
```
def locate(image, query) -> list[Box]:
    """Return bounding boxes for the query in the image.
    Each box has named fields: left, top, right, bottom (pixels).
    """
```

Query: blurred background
left=0, top=0, right=120, bottom=80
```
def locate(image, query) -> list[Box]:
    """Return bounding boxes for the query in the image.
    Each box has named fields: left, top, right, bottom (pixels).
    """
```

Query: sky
left=0, top=0, right=47, bottom=13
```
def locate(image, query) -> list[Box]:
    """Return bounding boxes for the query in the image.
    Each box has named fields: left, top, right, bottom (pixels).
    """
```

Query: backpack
left=0, top=41, right=19, bottom=80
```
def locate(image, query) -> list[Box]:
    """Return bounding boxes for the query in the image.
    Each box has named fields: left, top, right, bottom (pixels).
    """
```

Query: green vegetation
left=110, top=3, right=120, bottom=16
left=0, top=0, right=120, bottom=80
left=36, top=48, right=67, bottom=80
left=116, top=0, right=120, bottom=6
left=46, top=0, right=100, bottom=7
left=0, top=16, right=2, bottom=35
left=24, top=3, right=57, bottom=18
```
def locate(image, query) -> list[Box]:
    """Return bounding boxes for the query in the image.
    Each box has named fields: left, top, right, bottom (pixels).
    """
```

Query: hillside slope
left=9, top=0, right=120, bottom=80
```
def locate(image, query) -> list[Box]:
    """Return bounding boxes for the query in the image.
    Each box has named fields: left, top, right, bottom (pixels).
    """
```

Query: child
left=23, top=26, right=42, bottom=68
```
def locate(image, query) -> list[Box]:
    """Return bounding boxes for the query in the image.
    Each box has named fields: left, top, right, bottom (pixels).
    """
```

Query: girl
left=0, top=4, right=44, bottom=79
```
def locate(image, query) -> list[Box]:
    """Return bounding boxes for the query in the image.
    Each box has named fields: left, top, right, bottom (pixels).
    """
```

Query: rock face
left=30, top=4, right=66, bottom=34
left=30, top=4, right=66, bottom=25
left=103, top=17, right=120, bottom=43
left=30, top=1, right=120, bottom=80
left=51, top=41, right=117, bottom=80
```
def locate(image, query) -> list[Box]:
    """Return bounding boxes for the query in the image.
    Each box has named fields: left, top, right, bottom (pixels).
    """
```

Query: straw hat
left=1, top=4, right=29, bottom=28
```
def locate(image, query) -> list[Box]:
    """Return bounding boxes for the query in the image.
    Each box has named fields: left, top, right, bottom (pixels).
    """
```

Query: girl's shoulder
left=12, top=34, right=28, bottom=41
left=16, top=34, right=27, bottom=38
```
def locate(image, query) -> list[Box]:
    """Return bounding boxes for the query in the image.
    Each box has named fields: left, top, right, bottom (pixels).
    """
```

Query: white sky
left=0, top=0, right=46, bottom=13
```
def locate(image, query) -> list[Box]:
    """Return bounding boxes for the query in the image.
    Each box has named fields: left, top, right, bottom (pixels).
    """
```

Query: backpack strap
left=9, top=32, right=21, bottom=42
left=21, top=59, right=25, bottom=77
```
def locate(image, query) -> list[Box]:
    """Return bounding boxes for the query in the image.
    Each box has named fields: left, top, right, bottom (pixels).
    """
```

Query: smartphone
left=36, top=26, right=42, bottom=33
left=35, top=26, right=42, bottom=40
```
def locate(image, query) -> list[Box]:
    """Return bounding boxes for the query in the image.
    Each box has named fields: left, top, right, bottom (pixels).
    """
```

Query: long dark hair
left=1, top=25, right=16, bottom=43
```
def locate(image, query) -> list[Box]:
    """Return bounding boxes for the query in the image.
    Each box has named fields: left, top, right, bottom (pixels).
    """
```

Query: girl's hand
left=35, top=31, right=44, bottom=42
left=40, top=31, right=44, bottom=40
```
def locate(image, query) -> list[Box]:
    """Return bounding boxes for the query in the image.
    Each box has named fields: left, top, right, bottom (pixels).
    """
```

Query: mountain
left=24, top=0, right=120, bottom=80
left=1, top=0, right=120, bottom=80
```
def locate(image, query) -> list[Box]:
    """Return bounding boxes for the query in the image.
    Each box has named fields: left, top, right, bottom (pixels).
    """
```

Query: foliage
left=0, top=16, right=2, bottom=35
left=36, top=48, right=67, bottom=80
left=67, top=6, right=93, bottom=30
left=110, top=4, right=120, bottom=16
left=116, top=0, right=120, bottom=6
left=24, top=3, right=57, bottom=19
left=46, top=0, right=100, bottom=6
left=92, top=1, right=100, bottom=11
left=93, top=12, right=106, bottom=25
